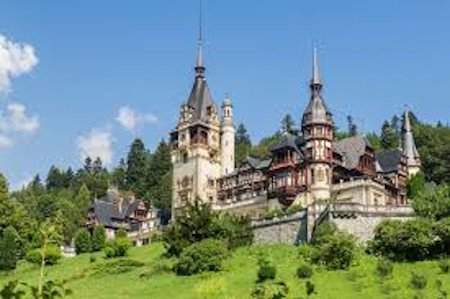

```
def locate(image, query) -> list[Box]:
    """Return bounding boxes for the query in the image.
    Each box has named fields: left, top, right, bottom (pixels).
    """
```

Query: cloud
left=0, top=134, right=12, bottom=148
left=0, top=102, right=39, bottom=133
left=116, top=106, right=157, bottom=131
left=78, top=129, right=114, bottom=165
left=0, top=35, right=38, bottom=93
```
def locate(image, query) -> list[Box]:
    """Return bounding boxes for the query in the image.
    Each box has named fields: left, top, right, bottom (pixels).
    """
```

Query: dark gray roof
left=92, top=199, right=146, bottom=229
left=334, top=135, right=372, bottom=169
left=270, top=134, right=305, bottom=153
left=186, top=77, right=217, bottom=122
left=242, top=156, right=273, bottom=170
left=375, top=149, right=402, bottom=173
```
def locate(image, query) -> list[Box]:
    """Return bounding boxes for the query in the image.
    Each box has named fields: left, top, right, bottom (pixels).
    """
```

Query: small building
left=86, top=187, right=159, bottom=246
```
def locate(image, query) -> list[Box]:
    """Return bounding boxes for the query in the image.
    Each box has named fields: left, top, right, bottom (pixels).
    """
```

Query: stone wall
left=252, top=212, right=307, bottom=244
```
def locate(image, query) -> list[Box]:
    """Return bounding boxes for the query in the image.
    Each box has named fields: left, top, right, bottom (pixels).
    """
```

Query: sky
left=0, top=0, right=449, bottom=189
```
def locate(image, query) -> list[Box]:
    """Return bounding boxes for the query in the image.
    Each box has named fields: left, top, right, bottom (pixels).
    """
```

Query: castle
left=169, top=37, right=419, bottom=242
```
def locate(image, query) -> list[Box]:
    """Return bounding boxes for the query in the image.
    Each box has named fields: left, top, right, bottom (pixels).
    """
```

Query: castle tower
left=301, top=47, right=334, bottom=201
left=221, top=95, right=235, bottom=175
left=402, top=109, right=421, bottom=176
left=170, top=28, right=221, bottom=213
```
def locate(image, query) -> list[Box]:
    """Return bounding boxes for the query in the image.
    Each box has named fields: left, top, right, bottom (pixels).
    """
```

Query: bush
left=256, top=257, right=277, bottom=283
left=298, top=245, right=313, bottom=262
left=173, top=239, right=228, bottom=276
left=251, top=281, right=289, bottom=299
left=438, top=258, right=449, bottom=273
left=26, top=244, right=62, bottom=265
left=91, top=226, right=106, bottom=252
left=0, top=226, right=19, bottom=270
left=297, top=263, right=313, bottom=279
left=376, top=258, right=393, bottom=278
left=311, top=233, right=356, bottom=270
left=75, top=228, right=91, bottom=254
left=89, top=255, right=97, bottom=263
left=164, top=200, right=252, bottom=257
left=116, top=228, right=128, bottom=239
left=305, top=280, right=315, bottom=297
left=410, top=272, right=427, bottom=290
left=104, top=237, right=131, bottom=259
left=93, top=259, right=144, bottom=275
left=432, top=217, right=450, bottom=255
left=312, top=222, right=338, bottom=246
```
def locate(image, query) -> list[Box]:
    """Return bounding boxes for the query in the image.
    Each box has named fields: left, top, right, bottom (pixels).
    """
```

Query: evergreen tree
left=0, top=226, right=19, bottom=270
left=74, top=228, right=91, bottom=254
left=366, top=132, right=381, bottom=150
left=347, top=115, right=358, bottom=136
left=391, top=115, right=400, bottom=133
left=111, top=158, right=127, bottom=190
left=235, top=123, right=251, bottom=144
left=235, top=123, right=252, bottom=166
left=126, top=138, right=148, bottom=197
left=0, top=173, right=8, bottom=202
left=380, top=121, right=397, bottom=150
left=146, top=139, right=172, bottom=208
left=75, top=184, right=91, bottom=213
left=46, top=166, right=64, bottom=190
left=281, top=114, right=297, bottom=135
left=91, top=225, right=106, bottom=252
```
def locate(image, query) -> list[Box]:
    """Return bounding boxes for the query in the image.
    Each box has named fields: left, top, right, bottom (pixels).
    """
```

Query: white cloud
left=0, top=134, right=12, bottom=148
left=78, top=129, right=114, bottom=165
left=0, top=35, right=38, bottom=93
left=1, top=102, right=39, bottom=133
left=116, top=106, right=157, bottom=131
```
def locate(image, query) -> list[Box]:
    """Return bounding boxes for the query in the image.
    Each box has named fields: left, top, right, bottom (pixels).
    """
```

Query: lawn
left=0, top=243, right=448, bottom=299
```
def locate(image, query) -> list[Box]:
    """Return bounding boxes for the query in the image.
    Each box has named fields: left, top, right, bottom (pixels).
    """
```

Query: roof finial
left=312, top=43, right=321, bottom=85
left=195, top=0, right=205, bottom=75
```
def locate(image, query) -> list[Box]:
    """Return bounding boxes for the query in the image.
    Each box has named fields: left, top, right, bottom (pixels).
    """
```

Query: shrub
left=0, top=226, right=19, bottom=270
left=251, top=281, right=289, bottom=299
left=298, top=245, right=313, bottom=262
left=173, top=239, right=228, bottom=276
left=305, top=280, right=315, bottom=297
left=432, top=217, right=450, bottom=255
left=256, top=257, right=277, bottom=283
left=438, top=258, right=449, bottom=273
left=410, top=272, right=427, bottom=290
left=164, top=200, right=252, bottom=256
left=104, top=237, right=131, bottom=259
left=91, top=226, right=106, bottom=252
left=89, top=254, right=97, bottom=263
left=311, top=233, right=356, bottom=270
left=312, top=222, right=338, bottom=246
left=297, top=263, right=313, bottom=279
left=376, top=258, right=393, bottom=278
left=116, top=228, right=128, bottom=239
left=93, top=259, right=144, bottom=275
left=26, top=244, right=62, bottom=265
left=75, top=228, right=91, bottom=254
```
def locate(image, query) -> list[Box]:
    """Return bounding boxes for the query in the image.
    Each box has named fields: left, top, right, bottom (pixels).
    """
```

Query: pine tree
left=75, top=228, right=91, bottom=254
left=380, top=121, right=397, bottom=150
left=347, top=115, right=358, bottom=136
left=91, top=225, right=106, bottom=252
left=46, top=166, right=65, bottom=190
left=126, top=138, right=148, bottom=197
left=0, top=226, right=19, bottom=270
left=75, top=184, right=91, bottom=213
left=391, top=115, right=400, bottom=133
left=0, top=173, right=8, bottom=202
left=281, top=114, right=297, bottom=134
left=147, top=139, right=172, bottom=209
left=235, top=123, right=252, bottom=166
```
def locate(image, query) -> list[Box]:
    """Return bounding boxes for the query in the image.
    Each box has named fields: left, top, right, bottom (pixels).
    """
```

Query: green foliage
left=376, top=258, right=393, bottom=278
left=91, top=226, right=106, bottom=252
left=250, top=134, right=282, bottom=158
left=116, top=228, right=128, bottom=239
left=0, top=226, right=19, bottom=270
left=365, top=132, right=381, bottom=150
left=256, top=257, right=277, bottom=283
left=438, top=258, right=449, bottom=274
left=298, top=245, right=313, bottom=262
left=0, top=173, right=8, bottom=202
left=24, top=279, right=72, bottom=299
left=407, top=171, right=426, bottom=199
left=26, top=245, right=62, bottom=266
left=410, top=272, right=427, bottom=290
left=281, top=114, right=298, bottom=135
left=347, top=115, right=358, bottom=136
left=0, top=280, right=26, bottom=299
left=93, top=259, right=144, bottom=275
left=380, top=121, right=397, bottom=150
left=235, top=123, right=252, bottom=167
left=412, top=183, right=450, bottom=220
left=305, top=280, right=315, bottom=297
left=163, top=200, right=252, bottom=256
left=126, top=138, right=148, bottom=198
left=251, top=281, right=289, bottom=299
left=311, top=222, right=356, bottom=270
left=263, top=204, right=303, bottom=220
left=173, top=239, right=228, bottom=276
left=104, top=237, right=131, bottom=259
left=297, top=263, right=313, bottom=279
left=74, top=228, right=91, bottom=254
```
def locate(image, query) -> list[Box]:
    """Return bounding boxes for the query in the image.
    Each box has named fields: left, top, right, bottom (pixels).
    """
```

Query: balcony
left=268, top=185, right=304, bottom=204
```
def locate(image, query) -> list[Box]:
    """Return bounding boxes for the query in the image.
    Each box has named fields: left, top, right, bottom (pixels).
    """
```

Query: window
left=182, top=152, right=188, bottom=163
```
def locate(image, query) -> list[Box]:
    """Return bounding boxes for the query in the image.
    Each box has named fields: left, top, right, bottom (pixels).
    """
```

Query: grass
left=0, top=243, right=448, bottom=298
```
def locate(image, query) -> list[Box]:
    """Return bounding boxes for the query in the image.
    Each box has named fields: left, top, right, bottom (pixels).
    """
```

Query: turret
left=301, top=47, right=334, bottom=201
left=221, top=95, right=235, bottom=175
left=402, top=109, right=421, bottom=176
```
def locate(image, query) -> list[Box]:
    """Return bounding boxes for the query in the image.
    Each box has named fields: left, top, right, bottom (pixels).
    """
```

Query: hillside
left=0, top=243, right=448, bottom=299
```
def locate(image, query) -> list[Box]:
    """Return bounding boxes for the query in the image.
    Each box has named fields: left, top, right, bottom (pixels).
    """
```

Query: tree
left=281, top=114, right=297, bottom=135
left=380, top=121, right=397, bottom=150
left=45, top=166, right=65, bottom=190
left=235, top=123, right=252, bottom=166
left=74, top=228, right=91, bottom=254
left=250, top=133, right=282, bottom=158
left=74, top=184, right=91, bottom=213
left=91, top=226, right=106, bottom=252
left=126, top=138, right=148, bottom=197
left=347, top=115, right=358, bottom=136
left=391, top=115, right=400, bottom=133
left=0, top=226, right=19, bottom=270
left=406, top=171, right=426, bottom=199
left=365, top=132, right=381, bottom=150
left=0, top=173, right=9, bottom=202
left=146, top=139, right=172, bottom=209
left=111, top=158, right=127, bottom=190
left=412, top=183, right=450, bottom=220
left=235, top=123, right=251, bottom=145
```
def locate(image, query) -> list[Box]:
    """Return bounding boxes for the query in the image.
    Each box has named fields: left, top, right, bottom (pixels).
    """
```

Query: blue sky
left=0, top=1, right=449, bottom=188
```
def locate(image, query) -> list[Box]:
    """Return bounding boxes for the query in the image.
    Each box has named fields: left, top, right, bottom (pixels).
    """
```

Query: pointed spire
left=402, top=107, right=421, bottom=173
left=195, top=0, right=205, bottom=77
left=312, top=45, right=321, bottom=85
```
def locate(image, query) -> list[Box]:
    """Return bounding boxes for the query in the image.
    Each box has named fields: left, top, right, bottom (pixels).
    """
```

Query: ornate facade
left=170, top=41, right=420, bottom=224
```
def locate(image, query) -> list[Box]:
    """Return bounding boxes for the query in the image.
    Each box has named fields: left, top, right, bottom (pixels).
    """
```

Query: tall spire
left=195, top=0, right=205, bottom=77
left=402, top=108, right=421, bottom=175
left=312, top=45, right=321, bottom=85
